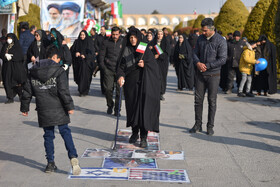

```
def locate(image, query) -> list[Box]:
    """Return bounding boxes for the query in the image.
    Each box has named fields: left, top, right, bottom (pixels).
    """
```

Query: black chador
left=117, top=28, right=161, bottom=145
left=71, top=30, right=95, bottom=96
left=0, top=33, right=27, bottom=103
left=173, top=35, right=194, bottom=90
left=26, top=30, right=49, bottom=64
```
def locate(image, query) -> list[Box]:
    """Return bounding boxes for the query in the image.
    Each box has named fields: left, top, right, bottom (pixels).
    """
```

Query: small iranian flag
left=136, top=42, right=147, bottom=53
left=106, top=30, right=112, bottom=37
left=154, top=44, right=163, bottom=55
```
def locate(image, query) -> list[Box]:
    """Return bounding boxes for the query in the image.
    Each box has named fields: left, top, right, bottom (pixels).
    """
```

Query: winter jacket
left=239, top=45, right=257, bottom=75
left=227, top=39, right=246, bottom=68
left=193, top=33, right=227, bottom=75
left=19, top=30, right=35, bottom=55
left=20, top=59, right=74, bottom=127
left=99, top=37, right=123, bottom=72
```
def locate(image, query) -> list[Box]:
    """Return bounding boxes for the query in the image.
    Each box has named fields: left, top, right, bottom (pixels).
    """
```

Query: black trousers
left=194, top=73, right=220, bottom=128
left=103, top=67, right=121, bottom=112
left=226, top=67, right=241, bottom=91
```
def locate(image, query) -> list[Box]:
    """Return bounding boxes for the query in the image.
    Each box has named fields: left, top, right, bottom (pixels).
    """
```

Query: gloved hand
left=62, top=64, right=69, bottom=71
left=5, top=54, right=13, bottom=61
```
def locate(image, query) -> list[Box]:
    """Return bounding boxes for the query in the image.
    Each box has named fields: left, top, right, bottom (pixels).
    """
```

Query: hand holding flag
left=154, top=44, right=163, bottom=55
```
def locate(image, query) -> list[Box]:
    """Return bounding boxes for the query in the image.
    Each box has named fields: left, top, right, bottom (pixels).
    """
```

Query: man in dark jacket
left=99, top=26, right=123, bottom=116
left=225, top=30, right=246, bottom=94
left=96, top=26, right=108, bottom=94
left=20, top=47, right=81, bottom=175
left=190, top=18, right=227, bottom=135
left=19, top=22, right=35, bottom=57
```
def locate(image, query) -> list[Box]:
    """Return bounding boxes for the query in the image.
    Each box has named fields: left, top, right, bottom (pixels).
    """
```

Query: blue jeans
left=43, top=124, right=78, bottom=162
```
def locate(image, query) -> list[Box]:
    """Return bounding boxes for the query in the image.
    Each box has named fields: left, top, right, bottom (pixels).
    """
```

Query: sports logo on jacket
left=31, top=78, right=57, bottom=90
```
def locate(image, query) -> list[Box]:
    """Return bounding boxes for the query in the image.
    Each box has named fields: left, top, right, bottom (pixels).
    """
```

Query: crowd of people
left=0, top=17, right=278, bottom=174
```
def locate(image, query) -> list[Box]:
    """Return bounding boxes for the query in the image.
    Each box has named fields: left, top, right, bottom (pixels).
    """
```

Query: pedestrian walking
left=117, top=27, right=161, bottom=148
left=71, top=30, right=95, bottom=96
left=0, top=33, right=27, bottom=104
left=20, top=47, right=81, bottom=175
left=238, top=41, right=260, bottom=97
left=173, top=34, right=194, bottom=91
left=99, top=26, right=123, bottom=116
left=190, top=18, right=227, bottom=135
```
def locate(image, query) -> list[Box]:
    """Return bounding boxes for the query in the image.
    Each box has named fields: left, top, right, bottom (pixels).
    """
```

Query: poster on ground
left=41, top=0, right=84, bottom=38
left=68, top=168, right=128, bottom=180
left=103, top=158, right=157, bottom=169
left=129, top=168, right=190, bottom=183
left=133, top=150, right=184, bottom=160
left=81, top=148, right=134, bottom=158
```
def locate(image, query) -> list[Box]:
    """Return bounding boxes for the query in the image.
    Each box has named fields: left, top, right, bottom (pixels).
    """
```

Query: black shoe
left=140, top=138, right=147, bottom=148
left=189, top=125, right=202, bottom=133
left=5, top=99, right=14, bottom=104
left=246, top=93, right=255, bottom=97
left=129, top=133, right=139, bottom=143
left=160, top=95, right=165, bottom=101
left=107, top=107, right=113, bottom=114
left=44, top=162, right=57, bottom=173
left=237, top=92, right=246, bottom=97
left=114, top=111, right=121, bottom=117
left=206, top=128, right=214, bottom=136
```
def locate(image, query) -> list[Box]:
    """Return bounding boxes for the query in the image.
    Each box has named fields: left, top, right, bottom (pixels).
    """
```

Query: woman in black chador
left=71, top=30, right=95, bottom=96
left=117, top=28, right=161, bottom=148
left=26, top=30, right=49, bottom=65
left=253, top=35, right=277, bottom=95
left=0, top=33, right=27, bottom=103
left=154, top=30, right=170, bottom=101
left=173, top=34, right=194, bottom=91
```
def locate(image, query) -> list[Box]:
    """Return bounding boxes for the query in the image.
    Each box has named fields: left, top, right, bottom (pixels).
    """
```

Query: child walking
left=238, top=41, right=260, bottom=97
left=20, top=47, right=81, bottom=175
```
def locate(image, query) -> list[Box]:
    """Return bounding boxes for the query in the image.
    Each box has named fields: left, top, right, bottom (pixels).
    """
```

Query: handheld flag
left=136, top=42, right=147, bottom=54
left=154, top=44, right=163, bottom=55
left=106, top=30, right=112, bottom=37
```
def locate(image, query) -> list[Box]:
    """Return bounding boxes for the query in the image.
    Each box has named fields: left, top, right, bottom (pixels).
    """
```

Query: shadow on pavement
left=160, top=123, right=189, bottom=131
left=190, top=133, right=280, bottom=154
left=225, top=96, right=280, bottom=108
left=246, top=121, right=280, bottom=133
left=240, top=132, right=280, bottom=141
left=0, top=151, right=68, bottom=174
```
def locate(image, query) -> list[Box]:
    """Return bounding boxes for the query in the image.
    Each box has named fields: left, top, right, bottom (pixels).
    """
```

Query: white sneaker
left=70, top=158, right=81, bottom=175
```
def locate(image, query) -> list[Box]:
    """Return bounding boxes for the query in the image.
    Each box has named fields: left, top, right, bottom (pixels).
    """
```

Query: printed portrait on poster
left=41, top=0, right=84, bottom=38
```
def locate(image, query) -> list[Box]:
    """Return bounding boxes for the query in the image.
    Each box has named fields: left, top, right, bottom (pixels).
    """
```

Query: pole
left=112, top=86, right=122, bottom=150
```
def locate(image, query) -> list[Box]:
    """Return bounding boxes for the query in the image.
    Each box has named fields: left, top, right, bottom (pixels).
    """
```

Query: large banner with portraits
left=41, top=0, right=84, bottom=38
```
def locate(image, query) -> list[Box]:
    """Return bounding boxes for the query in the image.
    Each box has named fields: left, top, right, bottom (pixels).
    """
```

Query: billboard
left=41, top=0, right=84, bottom=38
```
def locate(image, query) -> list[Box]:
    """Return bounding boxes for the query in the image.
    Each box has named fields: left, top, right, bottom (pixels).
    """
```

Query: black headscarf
left=75, top=30, right=91, bottom=54
left=0, top=33, right=24, bottom=62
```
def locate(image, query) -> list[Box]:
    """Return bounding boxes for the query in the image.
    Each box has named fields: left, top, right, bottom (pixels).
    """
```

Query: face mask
left=7, top=39, right=12, bottom=44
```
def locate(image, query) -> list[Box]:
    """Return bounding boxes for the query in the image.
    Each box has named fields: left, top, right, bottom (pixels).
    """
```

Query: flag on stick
left=136, top=42, right=147, bottom=54
left=154, top=44, right=163, bottom=55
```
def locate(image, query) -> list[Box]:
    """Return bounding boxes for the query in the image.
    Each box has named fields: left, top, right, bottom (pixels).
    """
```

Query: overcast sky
left=105, top=0, right=259, bottom=14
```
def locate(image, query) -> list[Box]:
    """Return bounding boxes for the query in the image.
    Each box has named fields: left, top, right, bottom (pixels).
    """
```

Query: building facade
left=118, top=13, right=219, bottom=30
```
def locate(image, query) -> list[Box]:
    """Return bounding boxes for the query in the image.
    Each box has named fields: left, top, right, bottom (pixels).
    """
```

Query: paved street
left=0, top=67, right=279, bottom=187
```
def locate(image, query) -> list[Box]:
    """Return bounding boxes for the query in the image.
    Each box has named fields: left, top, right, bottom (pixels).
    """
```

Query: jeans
left=239, top=73, right=252, bottom=93
left=43, top=124, right=78, bottom=162
left=194, top=73, right=220, bottom=128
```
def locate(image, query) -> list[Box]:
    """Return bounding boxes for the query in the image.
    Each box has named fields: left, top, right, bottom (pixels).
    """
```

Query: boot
left=140, top=138, right=147, bottom=148
left=189, top=124, right=202, bottom=133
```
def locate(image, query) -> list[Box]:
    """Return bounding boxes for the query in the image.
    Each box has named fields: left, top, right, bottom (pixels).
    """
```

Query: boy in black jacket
left=20, top=47, right=81, bottom=175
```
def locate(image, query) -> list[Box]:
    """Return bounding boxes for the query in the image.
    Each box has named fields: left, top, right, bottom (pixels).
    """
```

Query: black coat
left=193, top=33, right=227, bottom=75
left=173, top=38, right=194, bottom=89
left=0, top=33, right=27, bottom=87
left=253, top=36, right=277, bottom=94
left=227, top=39, right=246, bottom=68
left=20, top=59, right=74, bottom=127
left=117, top=30, right=161, bottom=132
left=71, top=30, right=96, bottom=95
left=99, top=37, right=123, bottom=72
